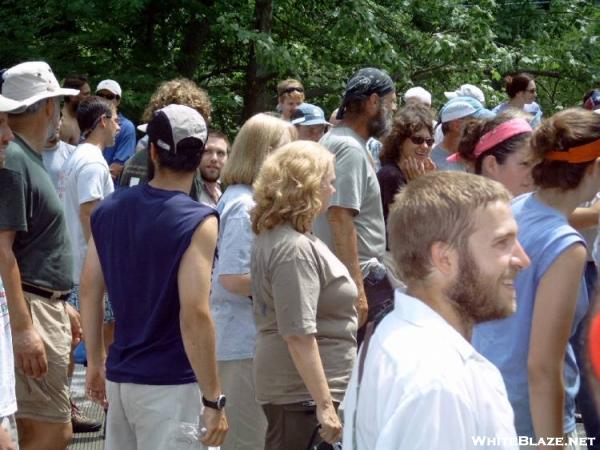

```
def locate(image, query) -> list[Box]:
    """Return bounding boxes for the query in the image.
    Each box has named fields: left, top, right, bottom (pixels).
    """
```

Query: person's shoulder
left=377, top=162, right=402, bottom=180
left=117, top=113, right=135, bottom=132
left=262, top=226, right=316, bottom=260
left=3, top=141, right=29, bottom=170
left=321, top=127, right=364, bottom=153
left=219, top=185, right=254, bottom=214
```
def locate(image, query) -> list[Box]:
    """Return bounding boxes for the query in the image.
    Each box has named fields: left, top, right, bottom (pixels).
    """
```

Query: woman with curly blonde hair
left=209, top=113, right=294, bottom=449
left=251, top=141, right=358, bottom=449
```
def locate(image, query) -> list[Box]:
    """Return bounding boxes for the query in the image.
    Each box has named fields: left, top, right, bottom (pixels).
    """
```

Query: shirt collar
left=392, top=290, right=478, bottom=362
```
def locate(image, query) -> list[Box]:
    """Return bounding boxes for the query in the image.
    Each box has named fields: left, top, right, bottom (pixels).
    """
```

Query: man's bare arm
left=178, top=215, right=228, bottom=446
left=0, top=230, right=47, bottom=379
left=79, top=237, right=108, bottom=407
left=79, top=200, right=99, bottom=243
left=327, top=206, right=368, bottom=326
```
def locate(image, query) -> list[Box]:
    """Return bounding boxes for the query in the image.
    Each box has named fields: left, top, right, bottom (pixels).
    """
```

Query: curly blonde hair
left=141, top=78, right=212, bottom=124
left=252, top=141, right=334, bottom=235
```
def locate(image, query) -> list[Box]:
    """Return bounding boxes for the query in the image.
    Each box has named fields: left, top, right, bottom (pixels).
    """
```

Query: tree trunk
left=242, top=0, right=273, bottom=122
left=175, top=0, right=216, bottom=78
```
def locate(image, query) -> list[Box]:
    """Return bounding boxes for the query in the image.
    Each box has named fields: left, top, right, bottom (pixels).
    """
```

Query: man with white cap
left=95, top=79, right=136, bottom=182
left=431, top=97, right=495, bottom=172
left=80, top=104, right=228, bottom=449
left=444, top=83, right=486, bottom=105
left=0, top=92, right=27, bottom=450
left=404, top=86, right=432, bottom=107
left=0, top=61, right=81, bottom=450
left=291, top=102, right=330, bottom=142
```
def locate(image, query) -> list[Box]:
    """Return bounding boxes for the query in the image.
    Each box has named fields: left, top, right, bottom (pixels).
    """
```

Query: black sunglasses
left=409, top=135, right=434, bottom=146
left=97, top=92, right=118, bottom=101
left=282, top=86, right=304, bottom=95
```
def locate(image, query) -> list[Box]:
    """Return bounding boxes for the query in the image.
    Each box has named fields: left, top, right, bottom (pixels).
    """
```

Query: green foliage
left=0, top=0, right=599, bottom=137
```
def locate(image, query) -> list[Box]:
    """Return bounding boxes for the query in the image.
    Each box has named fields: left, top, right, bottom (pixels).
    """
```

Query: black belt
left=22, top=284, right=71, bottom=301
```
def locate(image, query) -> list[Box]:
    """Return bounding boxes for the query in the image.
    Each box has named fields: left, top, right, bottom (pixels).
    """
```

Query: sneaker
left=71, top=401, right=102, bottom=433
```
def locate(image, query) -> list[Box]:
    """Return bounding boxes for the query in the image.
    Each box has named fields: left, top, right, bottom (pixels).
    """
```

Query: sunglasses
left=97, top=92, right=118, bottom=101
left=281, top=87, right=304, bottom=95
left=409, top=135, right=434, bottom=146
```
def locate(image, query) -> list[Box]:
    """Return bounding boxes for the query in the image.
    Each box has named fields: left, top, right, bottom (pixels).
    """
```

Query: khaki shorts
left=14, top=293, right=71, bottom=423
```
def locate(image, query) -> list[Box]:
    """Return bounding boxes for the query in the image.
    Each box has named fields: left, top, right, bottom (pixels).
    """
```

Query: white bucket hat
left=1, top=61, right=79, bottom=108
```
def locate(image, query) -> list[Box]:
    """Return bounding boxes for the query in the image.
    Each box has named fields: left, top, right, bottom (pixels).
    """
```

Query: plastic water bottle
left=177, top=422, right=220, bottom=450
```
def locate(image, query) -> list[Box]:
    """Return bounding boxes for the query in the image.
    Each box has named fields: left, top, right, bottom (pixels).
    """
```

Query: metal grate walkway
left=68, top=364, right=105, bottom=450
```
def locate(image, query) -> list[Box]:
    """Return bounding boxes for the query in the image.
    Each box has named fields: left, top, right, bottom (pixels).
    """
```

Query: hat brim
left=293, top=118, right=331, bottom=126
left=18, top=88, right=80, bottom=108
left=472, top=109, right=495, bottom=120
left=444, top=91, right=458, bottom=99
left=0, top=95, right=26, bottom=113
left=137, top=123, right=148, bottom=133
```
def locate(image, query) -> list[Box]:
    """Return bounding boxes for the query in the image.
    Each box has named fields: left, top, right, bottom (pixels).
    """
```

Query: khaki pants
left=218, top=359, right=266, bottom=450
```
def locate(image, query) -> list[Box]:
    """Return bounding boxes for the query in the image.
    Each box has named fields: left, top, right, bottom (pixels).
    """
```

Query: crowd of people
left=1, top=59, right=600, bottom=450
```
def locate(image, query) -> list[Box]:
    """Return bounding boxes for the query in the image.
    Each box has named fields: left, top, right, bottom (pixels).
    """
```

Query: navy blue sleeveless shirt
left=91, top=183, right=217, bottom=385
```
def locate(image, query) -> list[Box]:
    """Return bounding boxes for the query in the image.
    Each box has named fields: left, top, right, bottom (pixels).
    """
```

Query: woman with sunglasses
left=377, top=104, right=435, bottom=230
left=450, top=110, right=535, bottom=196
left=473, top=108, right=600, bottom=444
left=492, top=72, right=542, bottom=127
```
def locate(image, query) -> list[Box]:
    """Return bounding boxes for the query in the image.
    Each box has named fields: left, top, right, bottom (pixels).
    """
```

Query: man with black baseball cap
left=80, top=104, right=228, bottom=449
left=313, top=67, right=397, bottom=344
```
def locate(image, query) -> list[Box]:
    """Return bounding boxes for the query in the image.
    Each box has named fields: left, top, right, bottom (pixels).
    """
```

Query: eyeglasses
left=526, top=88, right=536, bottom=94
left=97, top=92, right=118, bottom=101
left=409, top=135, right=434, bottom=146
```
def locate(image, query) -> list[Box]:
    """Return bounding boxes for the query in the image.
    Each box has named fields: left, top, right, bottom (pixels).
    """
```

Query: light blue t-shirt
left=473, top=193, right=588, bottom=437
left=492, top=102, right=543, bottom=128
left=430, top=144, right=468, bottom=172
left=210, top=184, right=257, bottom=361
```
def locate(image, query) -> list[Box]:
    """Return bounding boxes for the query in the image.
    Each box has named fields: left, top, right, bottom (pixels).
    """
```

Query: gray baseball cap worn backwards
left=336, top=67, right=395, bottom=120
left=146, top=104, right=208, bottom=153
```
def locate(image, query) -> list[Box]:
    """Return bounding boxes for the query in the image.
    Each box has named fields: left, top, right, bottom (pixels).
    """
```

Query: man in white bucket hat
left=0, top=61, right=81, bottom=450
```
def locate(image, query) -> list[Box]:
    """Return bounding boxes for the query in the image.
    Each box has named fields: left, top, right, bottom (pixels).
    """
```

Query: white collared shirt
left=342, top=291, right=517, bottom=450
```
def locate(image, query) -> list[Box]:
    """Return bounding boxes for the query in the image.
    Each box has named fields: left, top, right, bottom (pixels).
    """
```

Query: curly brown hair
left=141, top=77, right=212, bottom=124
left=379, top=104, right=433, bottom=166
left=531, top=108, right=600, bottom=190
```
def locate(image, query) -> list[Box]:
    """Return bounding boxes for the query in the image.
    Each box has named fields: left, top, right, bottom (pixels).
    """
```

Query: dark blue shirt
left=103, top=112, right=136, bottom=166
left=91, top=183, right=217, bottom=384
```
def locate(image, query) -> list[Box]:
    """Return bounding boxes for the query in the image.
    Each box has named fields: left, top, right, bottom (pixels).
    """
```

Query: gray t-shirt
left=252, top=224, right=358, bottom=405
left=431, top=144, right=468, bottom=172
left=210, top=184, right=256, bottom=361
left=313, top=126, right=386, bottom=277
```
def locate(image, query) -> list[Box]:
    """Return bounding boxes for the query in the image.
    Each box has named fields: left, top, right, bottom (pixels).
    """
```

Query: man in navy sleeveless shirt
left=79, top=104, right=228, bottom=449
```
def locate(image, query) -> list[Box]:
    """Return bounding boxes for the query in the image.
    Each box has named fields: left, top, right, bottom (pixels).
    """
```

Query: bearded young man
left=342, top=171, right=530, bottom=450
left=313, top=67, right=397, bottom=344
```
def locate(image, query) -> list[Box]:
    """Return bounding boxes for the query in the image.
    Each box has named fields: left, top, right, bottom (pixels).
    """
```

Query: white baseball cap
left=96, top=79, right=122, bottom=97
left=2, top=61, right=79, bottom=108
left=444, top=84, right=485, bottom=105
left=404, top=86, right=432, bottom=106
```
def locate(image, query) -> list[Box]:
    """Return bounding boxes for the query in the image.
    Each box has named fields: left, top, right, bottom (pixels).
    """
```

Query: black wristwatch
left=202, top=394, right=226, bottom=410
